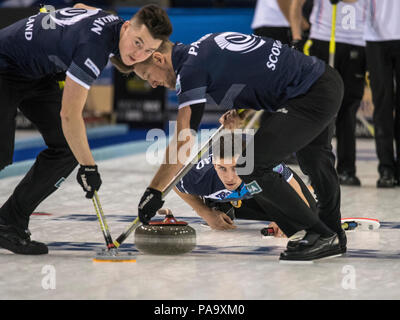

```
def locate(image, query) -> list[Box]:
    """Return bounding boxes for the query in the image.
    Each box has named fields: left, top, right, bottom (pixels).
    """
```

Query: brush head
left=93, top=248, right=136, bottom=263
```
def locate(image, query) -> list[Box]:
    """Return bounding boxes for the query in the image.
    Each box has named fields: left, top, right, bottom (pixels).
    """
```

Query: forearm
left=174, top=187, right=213, bottom=218
left=240, top=109, right=256, bottom=122
left=290, top=0, right=306, bottom=41
left=61, top=113, right=95, bottom=166
left=149, top=106, right=194, bottom=191
left=60, top=76, right=93, bottom=166
left=277, top=0, right=292, bottom=24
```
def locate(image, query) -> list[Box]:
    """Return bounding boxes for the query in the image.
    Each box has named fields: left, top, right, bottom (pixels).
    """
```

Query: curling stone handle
left=157, top=208, right=172, bottom=216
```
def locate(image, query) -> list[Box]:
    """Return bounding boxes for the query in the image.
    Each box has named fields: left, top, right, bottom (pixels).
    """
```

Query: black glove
left=138, top=188, right=164, bottom=224
left=77, top=165, right=102, bottom=199
left=329, top=0, right=341, bottom=4
left=290, top=39, right=304, bottom=51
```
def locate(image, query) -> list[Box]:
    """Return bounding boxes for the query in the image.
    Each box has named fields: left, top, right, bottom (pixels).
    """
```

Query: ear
left=121, top=21, right=130, bottom=34
left=152, top=52, right=165, bottom=66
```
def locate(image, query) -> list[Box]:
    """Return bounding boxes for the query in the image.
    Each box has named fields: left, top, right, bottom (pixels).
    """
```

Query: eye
left=134, top=40, right=142, bottom=48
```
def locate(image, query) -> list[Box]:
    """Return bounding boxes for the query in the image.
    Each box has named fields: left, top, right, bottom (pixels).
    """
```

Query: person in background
left=252, top=0, right=293, bottom=44
left=252, top=0, right=311, bottom=165
left=290, top=0, right=367, bottom=186
left=364, top=0, right=400, bottom=188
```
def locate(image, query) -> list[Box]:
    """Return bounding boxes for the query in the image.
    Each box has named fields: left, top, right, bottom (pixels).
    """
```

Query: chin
left=226, top=184, right=239, bottom=191
left=121, top=56, right=133, bottom=66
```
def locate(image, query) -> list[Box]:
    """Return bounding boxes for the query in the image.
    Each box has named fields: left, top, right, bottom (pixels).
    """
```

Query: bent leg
left=0, top=78, right=78, bottom=230
left=296, top=122, right=342, bottom=233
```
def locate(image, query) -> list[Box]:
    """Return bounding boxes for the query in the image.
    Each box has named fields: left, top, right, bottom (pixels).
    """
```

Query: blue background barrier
left=118, top=8, right=255, bottom=44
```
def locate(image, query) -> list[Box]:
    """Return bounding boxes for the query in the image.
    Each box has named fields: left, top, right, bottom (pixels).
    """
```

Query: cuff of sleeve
left=66, top=71, right=91, bottom=90
left=178, top=99, right=207, bottom=109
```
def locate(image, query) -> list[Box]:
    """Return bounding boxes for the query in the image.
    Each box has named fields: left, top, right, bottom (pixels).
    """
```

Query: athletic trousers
left=366, top=40, right=400, bottom=178
left=0, top=73, right=78, bottom=231
left=207, top=170, right=318, bottom=237
left=238, top=66, right=344, bottom=234
left=310, top=39, right=366, bottom=176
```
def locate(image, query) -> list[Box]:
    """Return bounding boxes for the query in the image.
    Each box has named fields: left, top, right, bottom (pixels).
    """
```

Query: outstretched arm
left=60, top=76, right=103, bottom=198
left=289, top=0, right=306, bottom=42
left=137, top=106, right=195, bottom=223
left=149, top=105, right=194, bottom=191
left=174, top=188, right=236, bottom=230
left=60, top=76, right=94, bottom=166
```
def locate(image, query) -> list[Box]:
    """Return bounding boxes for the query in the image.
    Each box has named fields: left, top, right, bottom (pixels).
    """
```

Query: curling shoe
left=280, top=233, right=342, bottom=262
left=338, top=172, right=361, bottom=186
left=0, top=220, right=48, bottom=255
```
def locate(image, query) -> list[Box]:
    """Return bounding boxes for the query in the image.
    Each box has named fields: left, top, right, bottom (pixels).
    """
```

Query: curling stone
left=134, top=209, right=196, bottom=255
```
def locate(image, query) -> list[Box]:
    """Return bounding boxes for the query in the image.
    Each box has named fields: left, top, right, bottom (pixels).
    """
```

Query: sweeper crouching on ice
left=173, top=132, right=317, bottom=237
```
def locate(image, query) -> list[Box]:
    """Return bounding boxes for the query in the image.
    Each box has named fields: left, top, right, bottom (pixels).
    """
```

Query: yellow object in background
left=303, top=39, right=313, bottom=56
left=39, top=5, right=48, bottom=13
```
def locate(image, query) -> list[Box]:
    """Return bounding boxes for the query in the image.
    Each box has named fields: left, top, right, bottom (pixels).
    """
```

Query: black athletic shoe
left=0, top=222, right=48, bottom=255
left=377, top=171, right=396, bottom=188
left=280, top=233, right=342, bottom=262
left=286, top=231, right=315, bottom=251
left=338, top=172, right=361, bottom=186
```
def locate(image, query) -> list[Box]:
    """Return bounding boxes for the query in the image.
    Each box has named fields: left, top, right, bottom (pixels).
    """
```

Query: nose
left=131, top=48, right=146, bottom=62
left=150, top=80, right=158, bottom=88
left=135, top=51, right=146, bottom=61
left=226, top=170, right=236, bottom=181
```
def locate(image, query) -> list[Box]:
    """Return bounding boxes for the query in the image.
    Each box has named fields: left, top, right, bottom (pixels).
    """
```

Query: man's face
left=133, top=56, right=176, bottom=89
left=119, top=21, right=162, bottom=65
left=213, top=157, right=242, bottom=191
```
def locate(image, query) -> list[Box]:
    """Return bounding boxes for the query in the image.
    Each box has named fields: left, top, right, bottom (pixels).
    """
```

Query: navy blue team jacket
left=172, top=32, right=325, bottom=112
left=0, top=7, right=123, bottom=89
left=176, top=155, right=293, bottom=202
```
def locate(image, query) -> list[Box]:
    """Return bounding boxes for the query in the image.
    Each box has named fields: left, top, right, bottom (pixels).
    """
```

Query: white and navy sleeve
left=176, top=66, right=208, bottom=109
left=66, top=43, right=109, bottom=89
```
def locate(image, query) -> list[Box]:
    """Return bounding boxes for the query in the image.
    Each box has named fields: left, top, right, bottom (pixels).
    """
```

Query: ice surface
left=0, top=139, right=399, bottom=300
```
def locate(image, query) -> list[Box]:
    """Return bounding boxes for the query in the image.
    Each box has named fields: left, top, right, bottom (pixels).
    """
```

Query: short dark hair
left=132, top=4, right=172, bottom=41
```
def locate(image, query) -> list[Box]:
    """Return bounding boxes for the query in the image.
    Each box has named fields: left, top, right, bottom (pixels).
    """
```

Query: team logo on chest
left=214, top=32, right=265, bottom=54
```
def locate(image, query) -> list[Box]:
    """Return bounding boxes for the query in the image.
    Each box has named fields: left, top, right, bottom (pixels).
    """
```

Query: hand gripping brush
left=111, top=124, right=226, bottom=249
left=92, top=191, right=136, bottom=263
